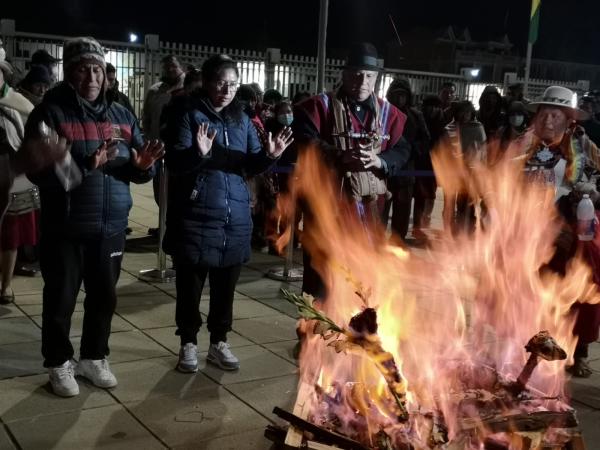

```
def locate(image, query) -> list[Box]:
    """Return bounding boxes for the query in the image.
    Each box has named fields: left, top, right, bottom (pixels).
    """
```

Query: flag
left=529, top=0, right=541, bottom=44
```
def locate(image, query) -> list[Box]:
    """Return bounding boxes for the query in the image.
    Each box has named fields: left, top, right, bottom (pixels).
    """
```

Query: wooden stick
left=273, top=407, right=370, bottom=450
left=461, top=410, right=578, bottom=434
left=568, top=433, right=587, bottom=450
left=306, top=441, right=342, bottom=450
left=284, top=381, right=312, bottom=448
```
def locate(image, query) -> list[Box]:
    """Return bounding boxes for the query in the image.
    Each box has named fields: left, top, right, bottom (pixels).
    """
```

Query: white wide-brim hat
left=527, top=85, right=590, bottom=120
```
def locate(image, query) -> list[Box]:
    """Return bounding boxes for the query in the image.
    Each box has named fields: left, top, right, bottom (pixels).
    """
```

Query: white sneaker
left=177, top=343, right=198, bottom=373
left=76, top=358, right=117, bottom=388
left=207, top=341, right=240, bottom=371
left=48, top=360, right=79, bottom=397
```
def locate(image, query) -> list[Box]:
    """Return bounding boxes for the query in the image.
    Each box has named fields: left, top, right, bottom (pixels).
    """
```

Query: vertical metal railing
left=138, top=159, right=175, bottom=283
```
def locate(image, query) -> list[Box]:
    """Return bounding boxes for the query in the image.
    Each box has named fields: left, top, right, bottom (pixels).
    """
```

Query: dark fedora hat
left=343, top=42, right=381, bottom=71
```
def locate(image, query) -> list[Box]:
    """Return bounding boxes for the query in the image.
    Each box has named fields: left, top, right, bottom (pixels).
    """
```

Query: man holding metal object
left=293, top=42, right=410, bottom=297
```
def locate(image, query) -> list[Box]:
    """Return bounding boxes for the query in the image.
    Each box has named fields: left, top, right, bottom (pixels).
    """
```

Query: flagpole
left=524, top=0, right=540, bottom=97
left=316, top=0, right=329, bottom=94
left=524, top=42, right=533, bottom=97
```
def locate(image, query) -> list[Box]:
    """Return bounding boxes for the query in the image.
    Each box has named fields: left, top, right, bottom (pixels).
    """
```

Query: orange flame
left=278, top=137, right=599, bottom=446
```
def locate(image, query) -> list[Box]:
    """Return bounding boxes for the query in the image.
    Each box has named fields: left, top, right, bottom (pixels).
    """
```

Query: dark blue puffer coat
left=164, top=96, right=275, bottom=267
left=25, top=82, right=154, bottom=238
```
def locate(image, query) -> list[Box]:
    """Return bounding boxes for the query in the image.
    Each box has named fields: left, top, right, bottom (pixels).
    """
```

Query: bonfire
left=265, top=139, right=598, bottom=450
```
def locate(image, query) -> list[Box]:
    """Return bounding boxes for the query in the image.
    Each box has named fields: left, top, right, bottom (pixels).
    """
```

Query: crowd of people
left=0, top=35, right=599, bottom=399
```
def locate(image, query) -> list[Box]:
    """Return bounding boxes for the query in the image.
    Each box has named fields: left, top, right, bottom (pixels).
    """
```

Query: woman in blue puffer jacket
left=164, top=55, right=293, bottom=372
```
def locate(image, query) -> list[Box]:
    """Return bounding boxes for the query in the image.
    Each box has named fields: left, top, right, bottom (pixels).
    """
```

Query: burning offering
left=266, top=141, right=598, bottom=449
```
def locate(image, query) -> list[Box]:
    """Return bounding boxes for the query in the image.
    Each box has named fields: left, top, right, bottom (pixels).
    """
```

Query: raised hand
left=267, top=126, right=294, bottom=159
left=17, top=131, right=70, bottom=175
left=131, top=139, right=165, bottom=170
left=88, top=140, right=120, bottom=170
left=196, top=122, right=217, bottom=156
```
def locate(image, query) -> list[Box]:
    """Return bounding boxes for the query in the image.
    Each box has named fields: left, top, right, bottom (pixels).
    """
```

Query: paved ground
left=0, top=183, right=598, bottom=450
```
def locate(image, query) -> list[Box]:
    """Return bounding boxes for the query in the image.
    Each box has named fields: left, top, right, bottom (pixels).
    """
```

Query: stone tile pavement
left=0, top=183, right=598, bottom=449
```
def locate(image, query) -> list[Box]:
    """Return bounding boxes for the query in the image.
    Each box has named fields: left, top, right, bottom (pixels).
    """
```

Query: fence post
left=265, top=48, right=280, bottom=91
left=577, top=80, right=590, bottom=93
left=144, top=34, right=160, bottom=98
left=0, top=19, right=16, bottom=60
left=504, top=72, right=517, bottom=93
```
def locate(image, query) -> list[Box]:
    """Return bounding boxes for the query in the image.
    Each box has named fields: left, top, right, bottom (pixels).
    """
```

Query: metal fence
left=1, top=18, right=591, bottom=119
left=378, top=68, right=500, bottom=105
left=503, top=72, right=590, bottom=102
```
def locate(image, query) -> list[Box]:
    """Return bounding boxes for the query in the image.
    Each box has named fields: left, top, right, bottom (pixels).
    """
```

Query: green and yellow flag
left=529, top=0, right=541, bottom=44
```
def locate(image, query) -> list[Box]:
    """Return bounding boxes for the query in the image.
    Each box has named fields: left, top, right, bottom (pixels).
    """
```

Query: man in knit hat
left=17, top=65, right=52, bottom=106
left=24, top=36, right=165, bottom=397
left=31, top=49, right=60, bottom=85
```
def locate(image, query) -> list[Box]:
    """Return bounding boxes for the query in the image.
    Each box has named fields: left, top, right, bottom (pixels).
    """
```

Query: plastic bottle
left=576, top=194, right=596, bottom=241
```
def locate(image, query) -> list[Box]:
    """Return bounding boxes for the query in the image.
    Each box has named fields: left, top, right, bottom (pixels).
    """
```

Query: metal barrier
left=2, top=18, right=591, bottom=115
left=266, top=201, right=303, bottom=282
left=503, top=72, right=590, bottom=100
left=138, top=159, right=175, bottom=283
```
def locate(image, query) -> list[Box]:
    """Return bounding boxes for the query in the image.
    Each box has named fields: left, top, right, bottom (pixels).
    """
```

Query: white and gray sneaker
left=207, top=341, right=240, bottom=371
left=177, top=343, right=198, bottom=373
left=48, top=360, right=79, bottom=397
left=76, top=359, right=118, bottom=388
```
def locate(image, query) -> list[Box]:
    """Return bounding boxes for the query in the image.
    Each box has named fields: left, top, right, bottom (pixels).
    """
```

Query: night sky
left=2, top=0, right=596, bottom=64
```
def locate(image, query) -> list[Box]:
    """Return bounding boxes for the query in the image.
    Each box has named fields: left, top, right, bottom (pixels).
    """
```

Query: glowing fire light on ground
left=275, top=137, right=599, bottom=448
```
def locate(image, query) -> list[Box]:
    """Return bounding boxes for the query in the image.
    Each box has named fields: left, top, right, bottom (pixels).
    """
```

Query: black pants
left=152, top=160, right=161, bottom=207
left=412, top=177, right=437, bottom=230
left=383, top=184, right=414, bottom=240
left=175, top=260, right=242, bottom=345
left=301, top=251, right=327, bottom=299
left=41, top=232, right=124, bottom=367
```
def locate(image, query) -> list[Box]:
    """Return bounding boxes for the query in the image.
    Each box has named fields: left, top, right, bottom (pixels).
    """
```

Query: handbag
left=7, top=186, right=40, bottom=215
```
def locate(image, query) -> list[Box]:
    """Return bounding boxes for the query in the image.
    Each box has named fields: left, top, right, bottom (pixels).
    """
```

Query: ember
left=266, top=142, right=598, bottom=449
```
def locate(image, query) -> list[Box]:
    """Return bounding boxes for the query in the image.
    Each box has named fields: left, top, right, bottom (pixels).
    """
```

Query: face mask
left=277, top=113, right=294, bottom=126
left=509, top=115, right=525, bottom=127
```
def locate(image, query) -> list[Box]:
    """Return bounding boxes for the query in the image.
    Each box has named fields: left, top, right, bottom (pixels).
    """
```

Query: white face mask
left=509, top=114, right=525, bottom=127
left=277, top=113, right=294, bottom=126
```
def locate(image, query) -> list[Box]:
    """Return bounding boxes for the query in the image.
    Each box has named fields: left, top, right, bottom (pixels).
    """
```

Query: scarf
left=522, top=129, right=587, bottom=194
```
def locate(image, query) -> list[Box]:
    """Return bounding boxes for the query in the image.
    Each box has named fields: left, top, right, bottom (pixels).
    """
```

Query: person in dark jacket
left=164, top=54, right=293, bottom=373
left=578, top=94, right=600, bottom=147
left=416, top=95, right=446, bottom=235
left=478, top=85, right=505, bottom=140
left=30, top=49, right=60, bottom=86
left=442, top=101, right=486, bottom=233
left=17, top=64, right=51, bottom=106
left=105, top=63, right=135, bottom=115
left=25, top=37, right=164, bottom=398
left=384, top=78, right=431, bottom=241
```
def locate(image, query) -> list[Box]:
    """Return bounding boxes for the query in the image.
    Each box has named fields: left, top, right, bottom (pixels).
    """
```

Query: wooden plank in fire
left=284, top=381, right=312, bottom=448
left=306, top=441, right=342, bottom=450
left=460, top=410, right=578, bottom=434
left=274, top=407, right=370, bottom=450
left=568, top=432, right=587, bottom=450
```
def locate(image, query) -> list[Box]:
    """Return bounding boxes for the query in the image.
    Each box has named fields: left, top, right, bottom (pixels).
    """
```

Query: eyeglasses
left=214, top=80, right=239, bottom=91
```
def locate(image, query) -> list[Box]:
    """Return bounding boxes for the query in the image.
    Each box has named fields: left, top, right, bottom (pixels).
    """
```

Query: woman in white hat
left=522, top=86, right=596, bottom=192
left=522, top=86, right=600, bottom=378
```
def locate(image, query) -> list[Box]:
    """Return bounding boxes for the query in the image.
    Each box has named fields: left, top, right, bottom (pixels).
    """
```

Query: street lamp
left=129, top=33, right=138, bottom=43
left=460, top=67, right=481, bottom=81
